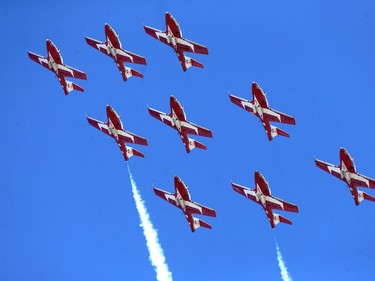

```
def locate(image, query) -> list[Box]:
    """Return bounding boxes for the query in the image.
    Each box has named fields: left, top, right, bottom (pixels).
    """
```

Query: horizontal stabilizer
left=123, top=66, right=143, bottom=80
left=187, top=137, right=207, bottom=153
left=124, top=146, right=145, bottom=161
left=273, top=213, right=292, bottom=228
left=269, top=125, right=289, bottom=140
left=192, top=217, right=212, bottom=232
left=66, top=81, right=84, bottom=95
left=183, top=56, right=203, bottom=71
left=357, top=190, right=375, bottom=205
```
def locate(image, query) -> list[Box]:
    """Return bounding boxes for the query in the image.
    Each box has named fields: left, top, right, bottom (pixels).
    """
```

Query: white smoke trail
left=275, top=238, right=292, bottom=281
left=127, top=165, right=173, bottom=281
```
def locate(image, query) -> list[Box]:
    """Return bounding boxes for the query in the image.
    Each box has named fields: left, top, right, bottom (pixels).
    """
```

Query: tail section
left=65, top=81, right=84, bottom=95
left=185, top=137, right=207, bottom=153
left=192, top=217, right=212, bottom=232
left=183, top=56, right=203, bottom=71
left=120, top=143, right=145, bottom=161
left=357, top=190, right=375, bottom=205
left=119, top=64, right=143, bottom=81
left=272, top=213, right=292, bottom=228
left=269, top=125, right=289, bottom=141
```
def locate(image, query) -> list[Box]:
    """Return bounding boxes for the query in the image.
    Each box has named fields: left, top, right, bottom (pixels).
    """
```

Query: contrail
left=275, top=237, right=292, bottom=281
left=127, top=165, right=173, bottom=281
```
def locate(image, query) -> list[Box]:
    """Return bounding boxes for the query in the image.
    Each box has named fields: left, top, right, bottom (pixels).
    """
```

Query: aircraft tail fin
left=118, top=63, right=143, bottom=81
left=269, top=125, right=289, bottom=140
left=123, top=66, right=143, bottom=80
left=183, top=55, right=203, bottom=71
left=66, top=81, right=84, bottom=95
left=192, top=217, right=212, bottom=232
left=357, top=190, right=375, bottom=205
left=273, top=213, right=292, bottom=228
left=123, top=145, right=145, bottom=161
left=186, top=137, right=207, bottom=153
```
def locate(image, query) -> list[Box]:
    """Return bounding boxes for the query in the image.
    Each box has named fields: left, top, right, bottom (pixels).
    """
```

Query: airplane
left=86, top=105, right=148, bottom=161
left=85, top=23, right=146, bottom=81
left=144, top=12, right=208, bottom=71
left=153, top=176, right=216, bottom=232
left=148, top=95, right=213, bottom=153
left=27, top=39, right=87, bottom=95
left=229, top=82, right=296, bottom=141
left=315, top=147, right=375, bottom=206
left=232, top=170, right=299, bottom=228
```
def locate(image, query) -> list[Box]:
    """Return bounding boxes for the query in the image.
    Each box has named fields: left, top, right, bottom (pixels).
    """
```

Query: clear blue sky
left=2, top=1, right=375, bottom=280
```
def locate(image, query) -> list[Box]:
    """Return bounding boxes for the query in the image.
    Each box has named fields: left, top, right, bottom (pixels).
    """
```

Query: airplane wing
left=315, top=159, right=343, bottom=181
left=265, top=195, right=299, bottom=213
left=229, top=94, right=255, bottom=113
left=176, top=37, right=208, bottom=54
left=262, top=108, right=296, bottom=125
left=185, top=200, right=216, bottom=217
left=27, top=51, right=50, bottom=70
left=350, top=172, right=375, bottom=189
left=57, top=64, right=87, bottom=80
left=181, top=121, right=213, bottom=138
left=85, top=36, right=111, bottom=57
left=144, top=25, right=170, bottom=46
left=116, top=49, right=147, bottom=65
left=232, top=183, right=258, bottom=203
left=118, top=129, right=148, bottom=146
left=153, top=187, right=179, bottom=208
left=148, top=107, right=174, bottom=128
left=87, top=116, right=111, bottom=136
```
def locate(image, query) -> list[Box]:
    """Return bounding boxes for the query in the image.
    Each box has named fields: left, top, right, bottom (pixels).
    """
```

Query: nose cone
left=165, top=12, right=172, bottom=21
left=252, top=81, right=260, bottom=93
left=170, top=95, right=177, bottom=105
left=104, top=23, right=110, bottom=34
left=46, top=39, right=56, bottom=52
left=106, top=104, right=114, bottom=115
left=340, top=147, right=349, bottom=159
left=104, top=23, right=113, bottom=37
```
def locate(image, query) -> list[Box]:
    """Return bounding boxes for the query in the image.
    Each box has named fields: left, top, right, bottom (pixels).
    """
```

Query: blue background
left=1, top=0, right=375, bottom=280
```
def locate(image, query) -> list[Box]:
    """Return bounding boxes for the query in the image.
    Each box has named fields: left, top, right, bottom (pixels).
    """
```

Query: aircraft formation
left=27, top=12, right=375, bottom=232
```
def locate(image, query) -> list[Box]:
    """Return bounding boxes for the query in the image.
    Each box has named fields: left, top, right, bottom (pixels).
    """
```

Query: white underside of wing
left=185, top=201, right=203, bottom=214
left=327, top=165, right=340, bottom=175
left=265, top=196, right=284, bottom=210
left=98, top=123, right=108, bottom=132
left=263, top=108, right=281, bottom=122
left=351, top=173, right=370, bottom=187
left=117, top=130, right=134, bottom=142
left=116, top=48, right=132, bottom=61
left=176, top=37, right=194, bottom=51
left=181, top=121, right=198, bottom=134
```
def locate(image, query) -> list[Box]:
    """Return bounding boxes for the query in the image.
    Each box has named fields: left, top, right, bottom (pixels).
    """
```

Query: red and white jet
left=87, top=105, right=148, bottom=161
left=85, top=23, right=146, bottom=81
left=144, top=12, right=208, bottom=71
left=153, top=176, right=216, bottom=232
left=229, top=82, right=296, bottom=141
left=315, top=147, right=375, bottom=206
left=148, top=96, right=213, bottom=153
left=232, top=171, right=299, bottom=228
left=27, top=39, right=87, bottom=95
